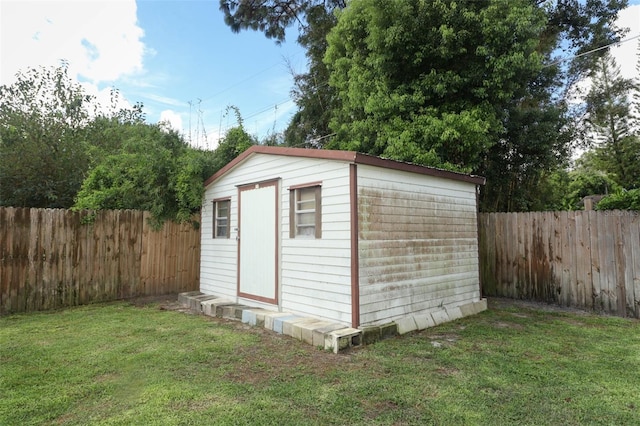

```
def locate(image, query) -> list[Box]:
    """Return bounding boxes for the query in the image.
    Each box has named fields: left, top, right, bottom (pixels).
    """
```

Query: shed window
left=289, top=184, right=321, bottom=238
left=213, top=199, right=230, bottom=238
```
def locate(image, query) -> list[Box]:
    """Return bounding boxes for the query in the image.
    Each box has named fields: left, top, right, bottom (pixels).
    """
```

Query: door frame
left=236, top=179, right=279, bottom=305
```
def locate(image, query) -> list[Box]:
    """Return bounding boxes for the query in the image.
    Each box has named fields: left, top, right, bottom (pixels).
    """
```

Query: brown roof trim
left=204, top=145, right=485, bottom=187
left=352, top=152, right=486, bottom=185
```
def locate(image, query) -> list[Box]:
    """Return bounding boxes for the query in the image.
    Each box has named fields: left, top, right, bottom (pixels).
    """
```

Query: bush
left=596, top=188, right=640, bottom=211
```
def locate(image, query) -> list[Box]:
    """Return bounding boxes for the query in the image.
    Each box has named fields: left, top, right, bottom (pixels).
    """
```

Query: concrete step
left=177, top=292, right=362, bottom=353
left=177, top=292, right=487, bottom=353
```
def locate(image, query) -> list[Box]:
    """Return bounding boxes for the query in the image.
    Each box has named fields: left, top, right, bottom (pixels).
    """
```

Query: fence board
left=0, top=208, right=200, bottom=315
left=602, top=216, right=618, bottom=312
left=615, top=215, right=627, bottom=317
left=517, top=213, right=525, bottom=297
left=589, top=211, right=602, bottom=310
left=622, top=215, right=635, bottom=317
left=480, top=210, right=640, bottom=318
left=631, top=215, right=640, bottom=315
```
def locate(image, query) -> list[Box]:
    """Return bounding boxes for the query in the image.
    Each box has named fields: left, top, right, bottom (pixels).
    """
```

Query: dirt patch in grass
left=488, top=297, right=591, bottom=315
left=221, top=320, right=359, bottom=385
left=493, top=321, right=524, bottom=329
left=133, top=294, right=362, bottom=386
left=435, top=366, right=460, bottom=376
left=127, top=294, right=183, bottom=308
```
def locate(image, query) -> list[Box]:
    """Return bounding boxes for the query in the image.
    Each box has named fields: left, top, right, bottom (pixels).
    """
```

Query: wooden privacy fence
left=479, top=211, right=640, bottom=318
left=0, top=208, right=201, bottom=315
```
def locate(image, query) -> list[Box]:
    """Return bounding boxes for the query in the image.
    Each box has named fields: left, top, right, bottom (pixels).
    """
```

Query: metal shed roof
left=204, top=145, right=486, bottom=187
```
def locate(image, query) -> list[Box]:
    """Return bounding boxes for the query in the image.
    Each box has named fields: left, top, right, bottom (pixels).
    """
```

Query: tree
left=0, top=64, right=232, bottom=223
left=480, top=94, right=572, bottom=212
left=74, top=123, right=217, bottom=226
left=283, top=4, right=340, bottom=148
left=210, top=106, right=257, bottom=171
left=323, top=0, right=547, bottom=172
left=220, top=1, right=345, bottom=148
left=584, top=52, right=639, bottom=189
left=564, top=151, right=620, bottom=209
left=0, top=65, right=93, bottom=208
left=219, top=0, right=345, bottom=43
left=220, top=0, right=628, bottom=211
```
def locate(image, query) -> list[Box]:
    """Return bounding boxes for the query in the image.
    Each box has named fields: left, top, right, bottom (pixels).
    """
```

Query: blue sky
left=1, top=0, right=306, bottom=149
left=1, top=1, right=639, bottom=150
left=131, top=0, right=305, bottom=148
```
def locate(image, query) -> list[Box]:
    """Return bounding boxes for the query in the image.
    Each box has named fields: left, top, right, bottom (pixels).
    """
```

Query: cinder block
left=312, top=323, right=346, bottom=347
left=446, top=306, right=463, bottom=321
left=210, top=300, right=236, bottom=317
left=178, top=291, right=202, bottom=306
left=241, top=309, right=271, bottom=326
left=325, top=328, right=362, bottom=353
left=273, top=315, right=300, bottom=334
left=194, top=295, right=219, bottom=312
left=254, top=311, right=268, bottom=328
left=379, top=322, right=398, bottom=340
left=282, top=317, right=309, bottom=338
left=220, top=304, right=249, bottom=320
left=241, top=309, right=256, bottom=325
left=459, top=302, right=477, bottom=318
left=431, top=309, right=449, bottom=325
left=475, top=298, right=488, bottom=313
left=360, top=326, right=382, bottom=345
left=414, top=314, right=435, bottom=330
left=214, top=302, right=238, bottom=318
left=263, top=312, right=292, bottom=332
left=190, top=294, right=216, bottom=311
left=396, top=316, right=418, bottom=335
left=233, top=306, right=249, bottom=320
left=201, top=298, right=232, bottom=317
left=296, top=320, right=333, bottom=344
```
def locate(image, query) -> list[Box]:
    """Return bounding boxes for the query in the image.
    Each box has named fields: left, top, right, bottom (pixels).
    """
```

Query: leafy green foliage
left=210, top=107, right=257, bottom=171
left=596, top=188, right=640, bottom=210
left=283, top=4, right=340, bottom=148
left=584, top=52, right=640, bottom=190
left=74, top=124, right=217, bottom=226
left=323, top=0, right=546, bottom=172
left=174, top=148, right=218, bottom=222
left=219, top=0, right=628, bottom=212
left=516, top=152, right=623, bottom=212
left=219, top=0, right=345, bottom=43
left=0, top=65, right=92, bottom=208
left=1, top=64, right=243, bottom=224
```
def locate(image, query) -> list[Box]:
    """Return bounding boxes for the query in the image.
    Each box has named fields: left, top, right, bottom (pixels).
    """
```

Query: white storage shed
left=199, top=145, right=486, bottom=329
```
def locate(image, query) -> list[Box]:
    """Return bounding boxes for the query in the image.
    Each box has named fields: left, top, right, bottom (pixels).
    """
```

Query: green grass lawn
left=1, top=299, right=639, bottom=425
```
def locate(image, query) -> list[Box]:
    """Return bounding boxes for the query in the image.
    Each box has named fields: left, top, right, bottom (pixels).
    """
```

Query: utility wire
left=544, top=33, right=640, bottom=68
left=213, top=97, right=294, bottom=137
left=198, top=50, right=304, bottom=103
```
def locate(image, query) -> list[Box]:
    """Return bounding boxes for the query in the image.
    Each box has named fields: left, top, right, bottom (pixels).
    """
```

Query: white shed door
left=238, top=180, right=278, bottom=304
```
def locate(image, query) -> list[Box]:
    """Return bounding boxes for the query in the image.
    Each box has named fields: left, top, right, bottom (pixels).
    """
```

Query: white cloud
left=611, top=4, right=640, bottom=81
left=159, top=110, right=183, bottom=133
left=1, top=0, right=146, bottom=85
left=144, top=93, right=186, bottom=108
left=87, top=83, right=134, bottom=115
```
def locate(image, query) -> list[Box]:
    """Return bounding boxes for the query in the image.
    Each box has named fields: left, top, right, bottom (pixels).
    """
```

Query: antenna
left=197, top=99, right=207, bottom=148
left=187, top=100, right=193, bottom=144
left=272, top=103, right=278, bottom=134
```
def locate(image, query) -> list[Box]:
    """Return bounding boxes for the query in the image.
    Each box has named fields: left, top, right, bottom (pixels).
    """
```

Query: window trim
left=212, top=197, right=231, bottom=239
left=289, top=182, right=322, bottom=239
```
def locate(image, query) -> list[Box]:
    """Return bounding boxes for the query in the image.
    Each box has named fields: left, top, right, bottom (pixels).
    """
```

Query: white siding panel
left=199, top=172, right=238, bottom=298
left=200, top=153, right=353, bottom=324
left=357, top=164, right=481, bottom=326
